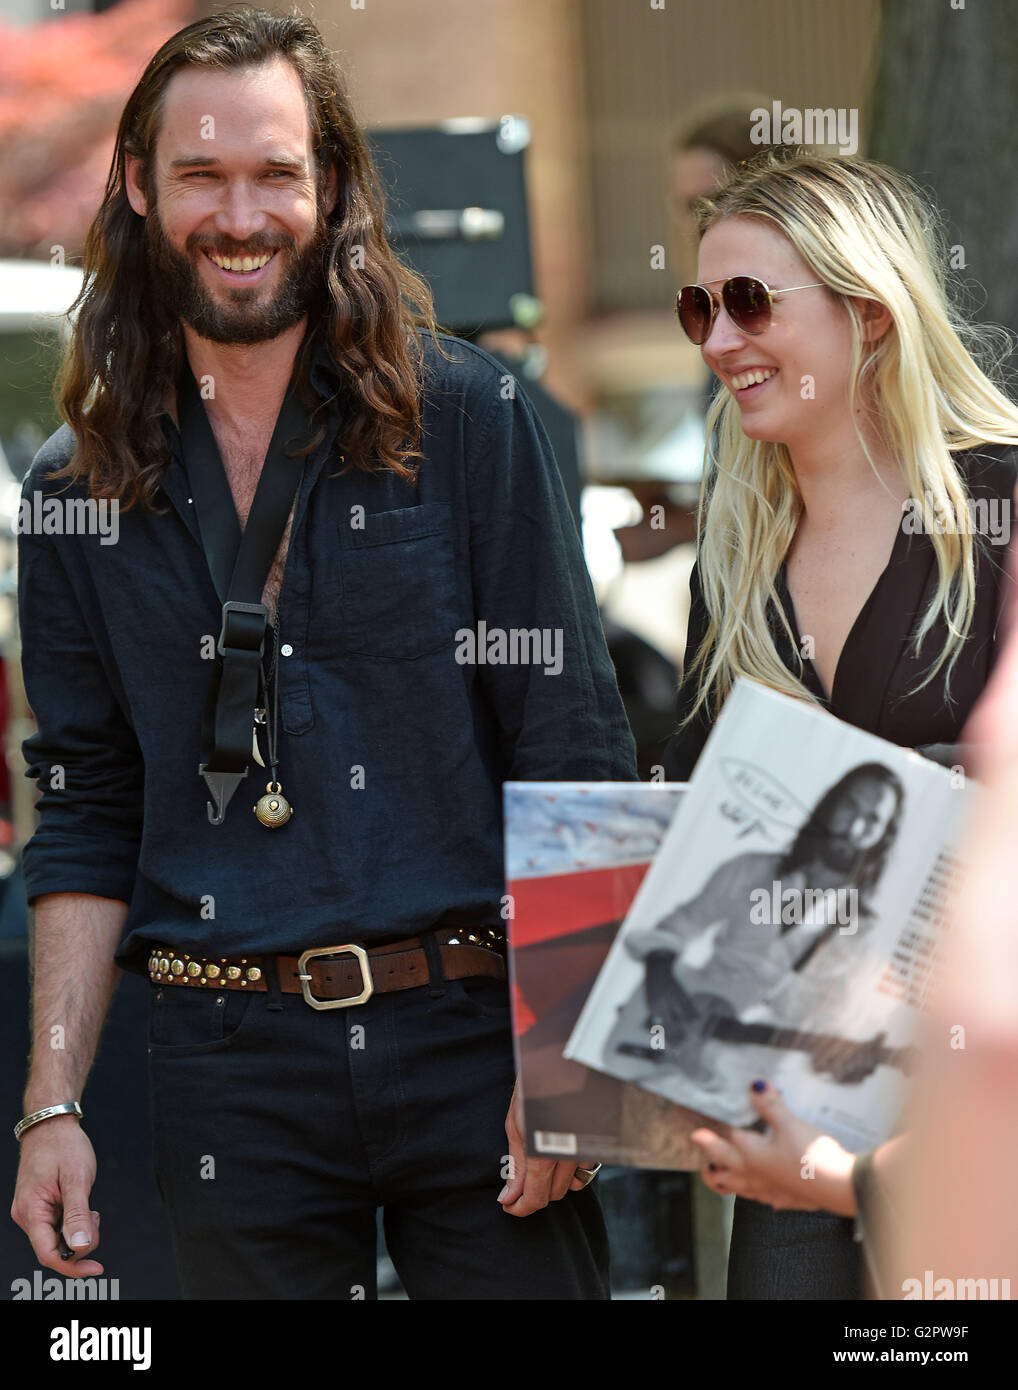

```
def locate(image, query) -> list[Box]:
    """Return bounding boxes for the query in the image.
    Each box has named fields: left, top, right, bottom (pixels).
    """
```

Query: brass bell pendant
left=254, top=781, right=293, bottom=828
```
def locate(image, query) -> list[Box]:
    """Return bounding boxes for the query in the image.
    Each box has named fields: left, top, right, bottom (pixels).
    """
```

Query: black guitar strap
left=176, top=356, right=309, bottom=826
left=790, top=919, right=840, bottom=972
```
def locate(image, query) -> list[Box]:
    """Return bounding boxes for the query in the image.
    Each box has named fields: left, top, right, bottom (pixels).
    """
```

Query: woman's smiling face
left=696, top=215, right=858, bottom=449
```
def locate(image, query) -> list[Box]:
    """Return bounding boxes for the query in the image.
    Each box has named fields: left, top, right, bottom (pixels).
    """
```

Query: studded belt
left=147, top=927, right=507, bottom=1011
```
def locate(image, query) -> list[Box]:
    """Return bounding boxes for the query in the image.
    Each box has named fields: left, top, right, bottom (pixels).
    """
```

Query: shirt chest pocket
left=338, top=501, right=460, bottom=660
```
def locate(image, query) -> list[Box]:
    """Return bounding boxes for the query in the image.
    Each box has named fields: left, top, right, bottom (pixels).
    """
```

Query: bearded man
left=11, top=8, right=636, bottom=1300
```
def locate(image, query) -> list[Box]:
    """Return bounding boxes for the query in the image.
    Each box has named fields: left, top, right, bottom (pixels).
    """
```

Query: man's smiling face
left=126, top=57, right=337, bottom=345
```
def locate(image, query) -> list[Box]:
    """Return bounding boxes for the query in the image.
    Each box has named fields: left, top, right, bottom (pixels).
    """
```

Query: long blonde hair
left=685, top=150, right=1018, bottom=721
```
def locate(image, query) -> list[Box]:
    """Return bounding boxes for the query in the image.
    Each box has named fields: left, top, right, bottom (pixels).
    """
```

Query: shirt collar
left=159, top=326, right=343, bottom=451
left=307, top=328, right=343, bottom=401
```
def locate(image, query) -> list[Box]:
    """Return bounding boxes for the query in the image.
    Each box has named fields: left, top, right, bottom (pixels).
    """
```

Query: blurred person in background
left=669, top=93, right=776, bottom=287
left=662, top=148, right=1018, bottom=1298
left=645, top=94, right=778, bottom=544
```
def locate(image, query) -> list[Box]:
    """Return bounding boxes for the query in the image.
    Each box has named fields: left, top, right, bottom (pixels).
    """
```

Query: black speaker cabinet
left=367, top=119, right=536, bottom=337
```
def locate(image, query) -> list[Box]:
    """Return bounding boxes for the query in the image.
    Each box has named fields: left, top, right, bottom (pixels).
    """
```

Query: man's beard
left=144, top=196, right=329, bottom=345
left=798, top=825, right=863, bottom=880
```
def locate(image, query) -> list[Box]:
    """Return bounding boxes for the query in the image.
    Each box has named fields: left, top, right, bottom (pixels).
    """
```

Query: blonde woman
left=662, top=150, right=1018, bottom=1299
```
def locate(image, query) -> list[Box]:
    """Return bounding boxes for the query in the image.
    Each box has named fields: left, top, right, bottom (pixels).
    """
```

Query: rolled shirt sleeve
left=465, top=372, right=637, bottom=783
left=17, top=466, right=144, bottom=907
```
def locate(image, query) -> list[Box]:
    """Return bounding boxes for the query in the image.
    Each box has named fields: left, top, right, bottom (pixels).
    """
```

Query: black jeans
left=146, top=967, right=610, bottom=1299
left=726, top=1197, right=862, bottom=1299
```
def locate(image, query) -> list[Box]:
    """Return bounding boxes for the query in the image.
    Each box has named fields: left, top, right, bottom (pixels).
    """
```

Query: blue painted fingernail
left=752, top=1079, right=767, bottom=1093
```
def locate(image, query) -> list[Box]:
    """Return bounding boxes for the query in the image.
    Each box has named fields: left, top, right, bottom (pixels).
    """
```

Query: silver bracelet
left=14, top=1102, right=82, bottom=1142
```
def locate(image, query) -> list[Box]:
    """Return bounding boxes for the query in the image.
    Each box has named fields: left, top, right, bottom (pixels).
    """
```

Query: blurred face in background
left=670, top=144, right=732, bottom=282
left=671, top=145, right=732, bottom=214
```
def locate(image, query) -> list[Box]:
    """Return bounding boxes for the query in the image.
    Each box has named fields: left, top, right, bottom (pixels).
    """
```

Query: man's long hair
left=50, top=5, right=441, bottom=511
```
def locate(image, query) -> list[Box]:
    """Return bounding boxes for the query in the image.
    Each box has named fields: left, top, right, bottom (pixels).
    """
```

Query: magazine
left=504, top=781, right=718, bottom=1170
left=564, top=680, right=975, bottom=1154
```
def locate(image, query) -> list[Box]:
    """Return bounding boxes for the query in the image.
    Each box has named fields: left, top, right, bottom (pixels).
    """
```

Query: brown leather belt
left=147, top=928, right=506, bottom=1010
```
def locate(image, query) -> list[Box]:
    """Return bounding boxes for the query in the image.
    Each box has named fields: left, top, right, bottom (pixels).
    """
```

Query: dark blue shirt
left=17, top=332, right=638, bottom=974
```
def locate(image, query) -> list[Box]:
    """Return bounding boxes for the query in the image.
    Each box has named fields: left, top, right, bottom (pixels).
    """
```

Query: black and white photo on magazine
left=565, top=681, right=975, bottom=1152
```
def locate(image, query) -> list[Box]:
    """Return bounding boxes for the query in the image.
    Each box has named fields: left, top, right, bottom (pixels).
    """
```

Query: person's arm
left=465, top=369, right=638, bottom=784
left=850, top=1136, right=909, bottom=1231
left=10, top=453, right=145, bottom=1274
left=462, top=366, right=633, bottom=1216
left=16, top=460, right=145, bottom=906
left=624, top=857, right=733, bottom=960
left=914, top=741, right=980, bottom=773
left=12, top=893, right=129, bottom=1276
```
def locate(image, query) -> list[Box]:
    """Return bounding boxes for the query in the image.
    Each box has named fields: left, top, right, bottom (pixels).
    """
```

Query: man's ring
left=573, top=1163, right=602, bottom=1188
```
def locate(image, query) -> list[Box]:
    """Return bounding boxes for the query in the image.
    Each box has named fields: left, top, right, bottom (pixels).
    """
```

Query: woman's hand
left=691, top=1080, right=857, bottom=1216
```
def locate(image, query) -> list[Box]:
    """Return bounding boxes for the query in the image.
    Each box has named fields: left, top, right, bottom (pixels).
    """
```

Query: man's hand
left=810, top=1032, right=887, bottom=1084
left=499, top=1078, right=599, bottom=1217
left=11, top=1117, right=103, bottom=1276
left=643, top=949, right=694, bottom=1040
left=692, top=1080, right=856, bottom=1215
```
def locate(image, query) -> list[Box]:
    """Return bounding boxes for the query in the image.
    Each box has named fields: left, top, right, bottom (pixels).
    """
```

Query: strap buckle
left=296, top=944, right=375, bottom=1011
left=218, top=600, right=270, bottom=657
left=199, top=765, right=249, bottom=825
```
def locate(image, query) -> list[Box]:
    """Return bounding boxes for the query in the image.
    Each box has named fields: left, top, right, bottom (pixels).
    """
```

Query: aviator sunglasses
left=676, top=275, right=825, bottom=345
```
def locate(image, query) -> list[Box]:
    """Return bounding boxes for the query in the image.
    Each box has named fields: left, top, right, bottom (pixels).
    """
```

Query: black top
left=17, top=331, right=638, bottom=974
left=660, top=445, right=1018, bottom=780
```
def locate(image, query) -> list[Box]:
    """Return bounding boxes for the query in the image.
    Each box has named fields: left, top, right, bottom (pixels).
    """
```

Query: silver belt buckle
left=297, top=944, right=374, bottom=1010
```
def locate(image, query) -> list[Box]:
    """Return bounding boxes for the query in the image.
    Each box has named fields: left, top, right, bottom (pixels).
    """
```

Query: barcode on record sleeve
left=534, top=1130, right=578, bottom=1155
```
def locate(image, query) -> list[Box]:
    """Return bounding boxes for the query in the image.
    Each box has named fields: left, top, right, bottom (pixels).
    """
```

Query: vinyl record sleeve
left=504, top=780, right=717, bottom=1170
left=565, top=680, right=976, bottom=1153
